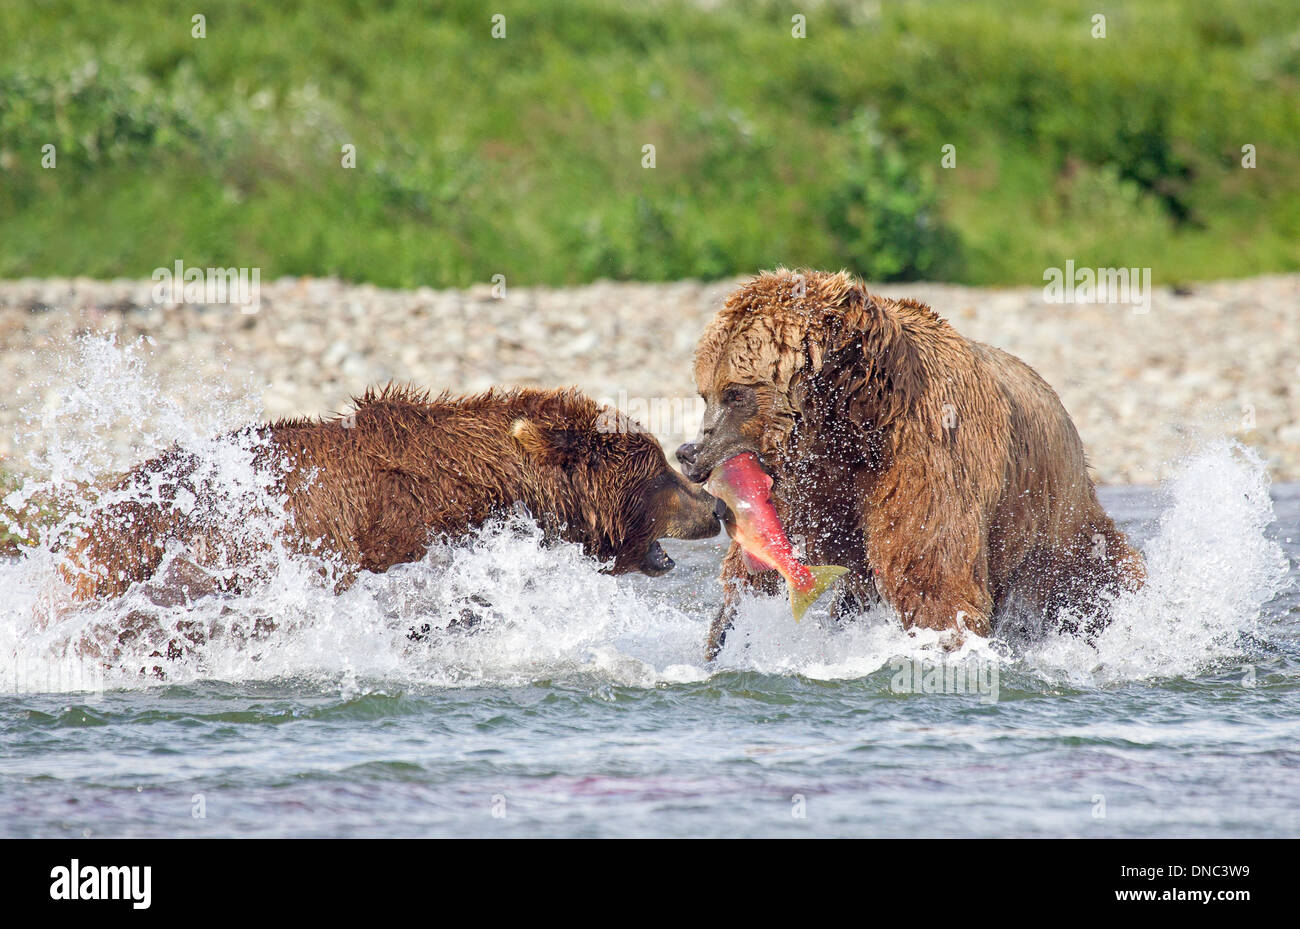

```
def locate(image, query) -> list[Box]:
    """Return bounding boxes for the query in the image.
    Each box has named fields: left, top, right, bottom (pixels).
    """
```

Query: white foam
left=1, top=336, right=1290, bottom=693
left=1023, top=442, right=1290, bottom=686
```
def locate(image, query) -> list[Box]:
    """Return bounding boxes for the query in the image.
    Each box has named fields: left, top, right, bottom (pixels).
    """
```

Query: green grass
left=1, top=0, right=1297, bottom=287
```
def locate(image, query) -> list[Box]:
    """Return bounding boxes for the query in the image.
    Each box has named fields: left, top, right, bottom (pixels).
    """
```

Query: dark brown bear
left=61, top=385, right=721, bottom=602
left=676, top=269, right=1145, bottom=660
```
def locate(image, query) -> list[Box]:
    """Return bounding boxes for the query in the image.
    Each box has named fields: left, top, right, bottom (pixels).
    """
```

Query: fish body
left=706, top=452, right=848, bottom=620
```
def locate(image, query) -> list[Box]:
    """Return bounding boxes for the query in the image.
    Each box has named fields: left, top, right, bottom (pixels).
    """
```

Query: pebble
left=0, top=274, right=1296, bottom=485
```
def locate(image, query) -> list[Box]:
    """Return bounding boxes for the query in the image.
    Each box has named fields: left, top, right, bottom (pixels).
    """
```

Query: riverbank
left=1, top=274, right=1297, bottom=486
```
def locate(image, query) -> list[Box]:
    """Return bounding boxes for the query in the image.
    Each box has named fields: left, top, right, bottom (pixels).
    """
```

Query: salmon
left=706, top=452, right=848, bottom=620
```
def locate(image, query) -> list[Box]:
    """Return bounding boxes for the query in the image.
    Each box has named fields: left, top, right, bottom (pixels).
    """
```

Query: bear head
left=509, top=391, right=722, bottom=575
left=676, top=268, right=938, bottom=484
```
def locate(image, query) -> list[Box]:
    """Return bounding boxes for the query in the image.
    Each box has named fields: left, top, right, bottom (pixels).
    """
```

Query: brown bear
left=60, top=385, right=721, bottom=604
left=676, top=269, right=1145, bottom=660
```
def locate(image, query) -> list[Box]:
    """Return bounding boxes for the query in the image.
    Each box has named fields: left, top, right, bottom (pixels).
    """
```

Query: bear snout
left=676, top=439, right=765, bottom=485
left=632, top=478, right=720, bottom=576
left=675, top=441, right=701, bottom=474
left=654, top=474, right=722, bottom=542
left=675, top=441, right=716, bottom=484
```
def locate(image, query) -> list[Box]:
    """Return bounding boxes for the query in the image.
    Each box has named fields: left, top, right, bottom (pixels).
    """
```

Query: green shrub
left=0, top=0, right=1296, bottom=287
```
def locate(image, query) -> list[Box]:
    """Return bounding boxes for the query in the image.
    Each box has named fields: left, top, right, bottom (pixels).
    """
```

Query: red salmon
left=706, top=452, right=848, bottom=620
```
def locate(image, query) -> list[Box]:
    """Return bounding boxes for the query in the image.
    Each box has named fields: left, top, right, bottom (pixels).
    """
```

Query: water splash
left=1, top=336, right=1290, bottom=694
left=1024, top=442, right=1291, bottom=685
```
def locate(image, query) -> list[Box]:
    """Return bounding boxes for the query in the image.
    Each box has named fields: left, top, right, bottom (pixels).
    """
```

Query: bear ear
left=510, top=418, right=593, bottom=468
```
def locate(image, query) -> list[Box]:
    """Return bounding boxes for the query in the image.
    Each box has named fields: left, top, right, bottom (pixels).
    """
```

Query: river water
left=1, top=339, right=1296, bottom=837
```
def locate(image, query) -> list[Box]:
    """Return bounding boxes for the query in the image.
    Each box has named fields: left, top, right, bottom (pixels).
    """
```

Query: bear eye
left=722, top=387, right=746, bottom=405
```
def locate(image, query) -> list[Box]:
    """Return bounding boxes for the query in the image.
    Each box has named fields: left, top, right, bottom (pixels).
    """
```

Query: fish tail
left=789, top=565, right=850, bottom=621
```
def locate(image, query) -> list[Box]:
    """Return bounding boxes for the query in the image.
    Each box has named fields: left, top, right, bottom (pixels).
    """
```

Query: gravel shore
left=2, top=274, right=1297, bottom=485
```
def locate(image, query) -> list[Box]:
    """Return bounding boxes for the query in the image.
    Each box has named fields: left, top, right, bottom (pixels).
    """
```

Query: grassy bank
left=1, top=0, right=1297, bottom=288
